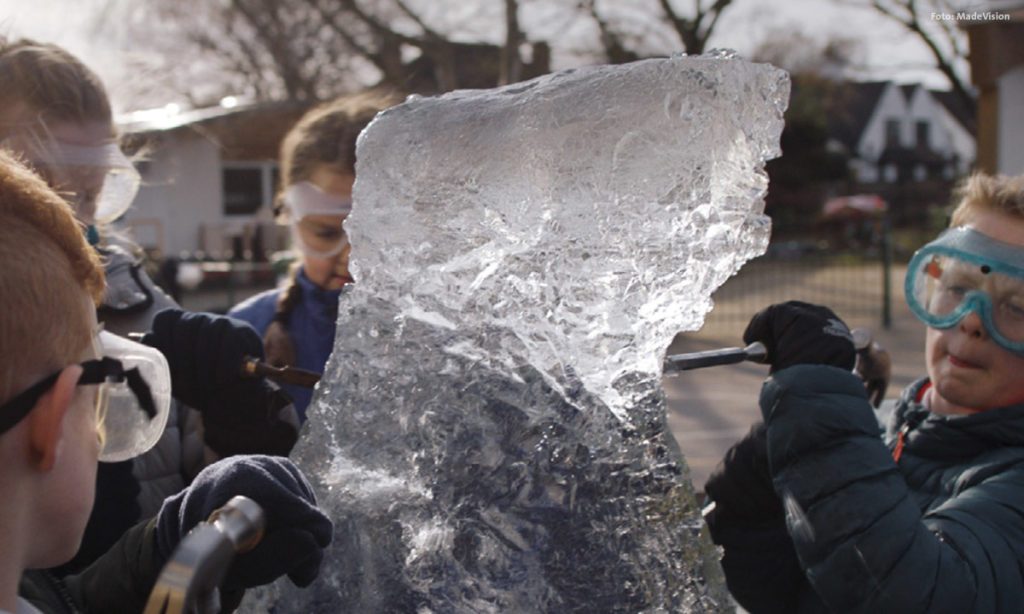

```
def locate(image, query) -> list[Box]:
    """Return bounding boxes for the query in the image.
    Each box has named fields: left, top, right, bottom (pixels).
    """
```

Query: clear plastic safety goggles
left=280, top=182, right=352, bottom=259
left=2, top=136, right=140, bottom=225
left=906, top=226, right=1024, bottom=356
left=0, top=329, right=170, bottom=462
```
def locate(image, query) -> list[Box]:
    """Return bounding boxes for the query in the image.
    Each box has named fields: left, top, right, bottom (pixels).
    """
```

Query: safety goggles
left=906, top=226, right=1024, bottom=356
left=0, top=330, right=170, bottom=462
left=2, top=136, right=140, bottom=225
left=280, top=182, right=352, bottom=258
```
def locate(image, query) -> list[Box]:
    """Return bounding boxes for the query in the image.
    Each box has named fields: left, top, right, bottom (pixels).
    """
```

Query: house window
left=885, top=119, right=901, bottom=147
left=222, top=163, right=278, bottom=216
left=915, top=121, right=930, bottom=148
left=883, top=163, right=898, bottom=183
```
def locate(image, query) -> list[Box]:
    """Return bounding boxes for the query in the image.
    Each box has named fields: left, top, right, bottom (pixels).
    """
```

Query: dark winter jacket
left=98, top=245, right=208, bottom=515
left=60, top=243, right=297, bottom=574
left=712, top=364, right=1024, bottom=613
left=21, top=519, right=162, bottom=614
left=54, top=244, right=207, bottom=574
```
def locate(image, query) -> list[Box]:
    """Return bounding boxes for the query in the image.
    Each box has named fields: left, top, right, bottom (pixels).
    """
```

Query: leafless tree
left=113, top=0, right=739, bottom=107
left=303, top=0, right=541, bottom=93
left=150, top=0, right=354, bottom=102
left=574, top=0, right=733, bottom=62
left=751, top=30, right=861, bottom=225
left=839, top=0, right=975, bottom=114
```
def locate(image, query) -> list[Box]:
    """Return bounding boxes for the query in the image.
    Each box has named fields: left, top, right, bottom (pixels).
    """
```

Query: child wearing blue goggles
left=906, top=226, right=1024, bottom=356
left=908, top=175, right=1024, bottom=417
left=706, top=173, right=1024, bottom=614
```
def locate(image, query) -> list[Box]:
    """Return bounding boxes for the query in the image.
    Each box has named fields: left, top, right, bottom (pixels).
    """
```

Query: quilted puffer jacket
left=712, top=364, right=1024, bottom=613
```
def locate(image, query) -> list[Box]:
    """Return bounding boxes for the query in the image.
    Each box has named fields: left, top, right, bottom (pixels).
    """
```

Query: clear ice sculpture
left=248, top=53, right=789, bottom=613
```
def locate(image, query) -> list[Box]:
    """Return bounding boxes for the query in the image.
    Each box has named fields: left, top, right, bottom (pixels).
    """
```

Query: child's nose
left=958, top=310, right=988, bottom=338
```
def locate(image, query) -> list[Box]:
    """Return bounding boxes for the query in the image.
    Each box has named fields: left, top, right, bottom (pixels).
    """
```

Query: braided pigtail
left=263, top=262, right=303, bottom=367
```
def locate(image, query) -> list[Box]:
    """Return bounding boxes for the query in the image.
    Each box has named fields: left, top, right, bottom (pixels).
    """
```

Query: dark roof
left=899, top=84, right=918, bottom=103
left=930, top=89, right=978, bottom=136
left=117, top=100, right=313, bottom=161
left=826, top=81, right=889, bottom=150
left=117, top=100, right=309, bottom=136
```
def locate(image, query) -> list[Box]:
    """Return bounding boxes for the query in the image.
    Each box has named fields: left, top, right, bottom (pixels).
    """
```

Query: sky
left=0, top=0, right=981, bottom=112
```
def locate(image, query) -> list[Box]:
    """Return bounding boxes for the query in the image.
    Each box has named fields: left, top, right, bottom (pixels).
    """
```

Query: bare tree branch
left=130, top=0, right=745, bottom=105
left=658, top=0, right=733, bottom=54
left=580, top=0, right=640, bottom=63
left=847, top=0, right=975, bottom=114
left=501, top=0, right=524, bottom=85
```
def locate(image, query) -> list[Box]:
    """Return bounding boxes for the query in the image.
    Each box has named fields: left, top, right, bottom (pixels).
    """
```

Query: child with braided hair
left=229, top=91, right=399, bottom=420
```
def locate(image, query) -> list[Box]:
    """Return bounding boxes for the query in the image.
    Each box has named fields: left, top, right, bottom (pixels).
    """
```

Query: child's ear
left=27, top=366, right=81, bottom=471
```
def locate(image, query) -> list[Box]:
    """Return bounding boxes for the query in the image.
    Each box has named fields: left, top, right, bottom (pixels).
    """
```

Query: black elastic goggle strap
left=0, top=358, right=157, bottom=438
left=80, top=357, right=157, bottom=418
left=0, top=371, right=62, bottom=436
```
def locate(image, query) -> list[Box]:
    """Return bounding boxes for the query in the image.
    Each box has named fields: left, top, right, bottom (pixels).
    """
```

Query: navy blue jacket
left=229, top=268, right=343, bottom=420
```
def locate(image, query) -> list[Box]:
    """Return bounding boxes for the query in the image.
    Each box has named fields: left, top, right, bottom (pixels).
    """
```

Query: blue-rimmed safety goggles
left=906, top=226, right=1024, bottom=356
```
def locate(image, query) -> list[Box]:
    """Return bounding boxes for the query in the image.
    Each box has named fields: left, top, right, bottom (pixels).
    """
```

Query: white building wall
left=122, top=133, right=223, bottom=256
left=851, top=84, right=976, bottom=181
left=906, top=86, right=932, bottom=142
left=856, top=84, right=905, bottom=162
left=998, top=65, right=1024, bottom=174
left=934, top=103, right=977, bottom=175
left=908, top=86, right=976, bottom=176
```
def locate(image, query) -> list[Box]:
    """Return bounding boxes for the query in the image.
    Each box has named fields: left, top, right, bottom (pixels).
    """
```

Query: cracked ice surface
left=249, top=54, right=788, bottom=613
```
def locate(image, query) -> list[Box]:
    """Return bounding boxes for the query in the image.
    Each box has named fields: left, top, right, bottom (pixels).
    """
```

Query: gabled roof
left=930, top=89, right=978, bottom=136
left=899, top=84, right=919, bottom=103
left=826, top=81, right=890, bottom=150
left=826, top=80, right=978, bottom=150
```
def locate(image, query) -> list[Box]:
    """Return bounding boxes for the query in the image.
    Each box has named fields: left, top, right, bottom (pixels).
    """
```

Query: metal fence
left=166, top=233, right=906, bottom=332
left=694, top=248, right=904, bottom=338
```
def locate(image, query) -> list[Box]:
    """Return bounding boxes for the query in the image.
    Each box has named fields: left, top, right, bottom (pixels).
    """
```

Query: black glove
left=156, top=455, right=333, bottom=590
left=704, top=422, right=782, bottom=525
left=141, top=308, right=264, bottom=412
left=704, top=423, right=807, bottom=614
left=141, top=308, right=299, bottom=456
left=742, top=301, right=855, bottom=374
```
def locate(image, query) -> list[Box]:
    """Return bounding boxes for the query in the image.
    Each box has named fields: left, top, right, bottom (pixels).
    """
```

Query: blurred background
left=2, top=0, right=1022, bottom=490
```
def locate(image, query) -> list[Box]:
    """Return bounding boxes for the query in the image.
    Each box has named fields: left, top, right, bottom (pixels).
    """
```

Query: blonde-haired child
left=706, top=174, right=1024, bottom=613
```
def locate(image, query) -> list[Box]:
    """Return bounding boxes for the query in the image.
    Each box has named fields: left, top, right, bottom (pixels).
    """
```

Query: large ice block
left=249, top=53, right=788, bottom=612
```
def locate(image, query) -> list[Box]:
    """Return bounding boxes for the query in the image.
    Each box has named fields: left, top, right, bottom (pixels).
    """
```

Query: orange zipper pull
left=892, top=424, right=910, bottom=463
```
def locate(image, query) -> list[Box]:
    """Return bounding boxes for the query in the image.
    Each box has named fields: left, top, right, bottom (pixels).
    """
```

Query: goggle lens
left=293, top=218, right=349, bottom=259
left=93, top=331, right=170, bottom=463
left=0, top=332, right=168, bottom=462
left=906, top=227, right=1024, bottom=354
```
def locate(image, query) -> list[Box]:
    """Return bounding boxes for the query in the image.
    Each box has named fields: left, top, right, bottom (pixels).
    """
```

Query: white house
left=829, top=81, right=976, bottom=184
left=116, top=100, right=311, bottom=260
